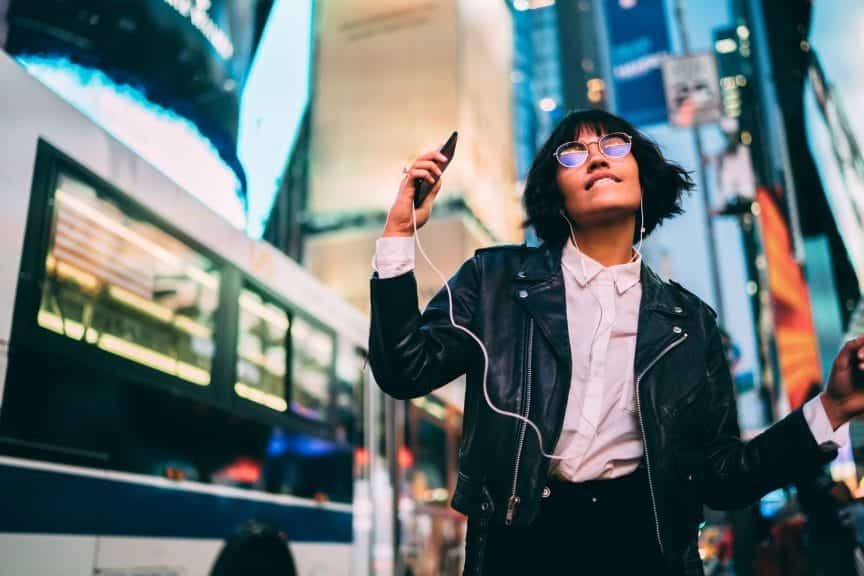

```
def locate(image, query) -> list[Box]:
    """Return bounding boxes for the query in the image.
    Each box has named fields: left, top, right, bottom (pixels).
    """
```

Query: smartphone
left=414, top=131, right=458, bottom=209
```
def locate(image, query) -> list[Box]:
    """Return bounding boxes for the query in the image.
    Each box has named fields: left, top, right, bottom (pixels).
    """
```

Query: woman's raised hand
left=383, top=148, right=449, bottom=237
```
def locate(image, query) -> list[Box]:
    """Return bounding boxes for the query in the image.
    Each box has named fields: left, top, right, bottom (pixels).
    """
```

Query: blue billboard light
left=604, top=0, right=671, bottom=126
left=16, top=55, right=246, bottom=229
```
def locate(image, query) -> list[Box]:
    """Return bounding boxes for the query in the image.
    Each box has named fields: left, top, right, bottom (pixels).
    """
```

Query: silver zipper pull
left=505, top=495, right=521, bottom=526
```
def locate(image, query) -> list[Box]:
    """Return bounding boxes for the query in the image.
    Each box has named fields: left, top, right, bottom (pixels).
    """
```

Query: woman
left=369, top=109, right=864, bottom=575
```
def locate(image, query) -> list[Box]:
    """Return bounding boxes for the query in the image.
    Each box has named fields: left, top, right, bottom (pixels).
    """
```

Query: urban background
left=0, top=0, right=862, bottom=575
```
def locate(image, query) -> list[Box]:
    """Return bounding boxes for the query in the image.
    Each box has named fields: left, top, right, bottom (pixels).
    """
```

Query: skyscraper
left=304, top=0, right=521, bottom=313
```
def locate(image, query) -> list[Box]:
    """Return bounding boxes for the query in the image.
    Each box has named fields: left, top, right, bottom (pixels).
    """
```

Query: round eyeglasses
left=554, top=132, right=632, bottom=168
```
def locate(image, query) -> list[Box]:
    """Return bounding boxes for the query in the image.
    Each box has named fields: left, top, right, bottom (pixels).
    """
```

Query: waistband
left=545, top=466, right=649, bottom=500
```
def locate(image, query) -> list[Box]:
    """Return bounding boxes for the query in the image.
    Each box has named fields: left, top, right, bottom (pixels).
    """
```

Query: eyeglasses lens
left=556, top=143, right=587, bottom=168
left=600, top=134, right=631, bottom=158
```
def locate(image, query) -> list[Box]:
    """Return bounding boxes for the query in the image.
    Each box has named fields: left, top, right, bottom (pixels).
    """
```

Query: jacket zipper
left=506, top=318, right=534, bottom=526
left=635, top=331, right=689, bottom=556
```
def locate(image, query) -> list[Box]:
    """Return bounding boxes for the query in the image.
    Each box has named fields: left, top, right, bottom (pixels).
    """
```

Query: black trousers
left=480, top=467, right=668, bottom=575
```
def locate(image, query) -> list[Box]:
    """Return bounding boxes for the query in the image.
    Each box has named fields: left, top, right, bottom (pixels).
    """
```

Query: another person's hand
left=821, top=335, right=864, bottom=429
left=383, top=148, right=448, bottom=237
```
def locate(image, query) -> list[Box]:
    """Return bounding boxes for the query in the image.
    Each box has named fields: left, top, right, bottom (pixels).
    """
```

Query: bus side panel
left=288, top=542, right=353, bottom=575
left=93, top=538, right=352, bottom=576
left=0, top=534, right=97, bottom=576
left=94, top=537, right=223, bottom=576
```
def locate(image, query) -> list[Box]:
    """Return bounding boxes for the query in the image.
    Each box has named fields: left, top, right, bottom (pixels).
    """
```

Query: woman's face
left=556, top=126, right=641, bottom=229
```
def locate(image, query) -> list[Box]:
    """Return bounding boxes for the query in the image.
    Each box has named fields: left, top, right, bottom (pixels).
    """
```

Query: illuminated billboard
left=3, top=0, right=311, bottom=237
left=757, top=185, right=822, bottom=410
left=804, top=0, right=864, bottom=288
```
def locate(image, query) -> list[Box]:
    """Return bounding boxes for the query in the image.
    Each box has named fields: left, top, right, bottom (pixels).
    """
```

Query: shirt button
left=480, top=502, right=489, bottom=511
left=674, top=306, right=683, bottom=314
left=518, top=290, right=528, bottom=299
left=516, top=271, right=526, bottom=279
left=542, top=486, right=551, bottom=499
left=673, top=326, right=683, bottom=334
left=591, top=496, right=598, bottom=503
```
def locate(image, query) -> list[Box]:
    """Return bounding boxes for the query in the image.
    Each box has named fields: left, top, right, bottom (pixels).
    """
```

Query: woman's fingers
left=411, top=159, right=443, bottom=179
left=406, top=167, right=437, bottom=185
left=416, top=148, right=449, bottom=164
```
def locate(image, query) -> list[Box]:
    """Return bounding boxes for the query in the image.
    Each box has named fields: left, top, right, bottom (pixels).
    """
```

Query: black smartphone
left=414, top=131, right=458, bottom=209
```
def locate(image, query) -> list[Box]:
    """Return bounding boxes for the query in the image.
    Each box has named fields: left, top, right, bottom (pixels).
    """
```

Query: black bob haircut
left=523, top=109, right=694, bottom=246
left=210, top=522, right=297, bottom=576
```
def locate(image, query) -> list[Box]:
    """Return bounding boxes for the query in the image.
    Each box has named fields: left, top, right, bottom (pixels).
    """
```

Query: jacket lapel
left=512, top=247, right=687, bottom=380
left=513, top=244, right=572, bottom=370
left=634, top=265, right=689, bottom=379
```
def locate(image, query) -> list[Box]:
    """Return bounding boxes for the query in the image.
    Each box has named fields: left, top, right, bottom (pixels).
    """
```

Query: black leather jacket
left=369, top=243, right=836, bottom=575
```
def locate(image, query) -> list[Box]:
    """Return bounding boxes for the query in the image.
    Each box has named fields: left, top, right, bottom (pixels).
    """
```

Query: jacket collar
left=513, top=243, right=686, bottom=313
left=512, top=243, right=689, bottom=373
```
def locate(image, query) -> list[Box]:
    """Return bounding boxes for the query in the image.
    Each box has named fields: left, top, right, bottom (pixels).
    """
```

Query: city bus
left=0, top=52, right=466, bottom=576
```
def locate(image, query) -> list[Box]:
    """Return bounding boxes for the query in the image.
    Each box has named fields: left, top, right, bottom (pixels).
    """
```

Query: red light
left=354, top=447, right=369, bottom=467
left=224, top=458, right=261, bottom=484
left=398, top=446, right=414, bottom=469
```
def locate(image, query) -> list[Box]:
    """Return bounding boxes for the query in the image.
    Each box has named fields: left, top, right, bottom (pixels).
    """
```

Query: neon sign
left=163, top=0, right=234, bottom=59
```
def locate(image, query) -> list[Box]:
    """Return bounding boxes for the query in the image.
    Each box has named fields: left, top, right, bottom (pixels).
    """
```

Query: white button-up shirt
left=549, top=239, right=644, bottom=481
left=373, top=237, right=848, bottom=483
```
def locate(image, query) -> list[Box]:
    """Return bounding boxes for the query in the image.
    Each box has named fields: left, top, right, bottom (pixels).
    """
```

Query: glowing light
left=587, top=78, right=605, bottom=92
left=397, top=446, right=414, bottom=469
left=218, top=458, right=261, bottom=484
left=109, top=286, right=174, bottom=323
left=412, top=397, right=447, bottom=420
left=98, top=333, right=210, bottom=385
left=235, top=381, right=288, bottom=412
left=55, top=260, right=100, bottom=293
left=715, top=38, right=738, bottom=54
left=354, top=447, right=369, bottom=467
left=17, top=56, right=245, bottom=230
left=539, top=97, right=557, bottom=112
left=421, top=488, right=450, bottom=502
left=37, top=309, right=211, bottom=384
left=239, top=292, right=290, bottom=332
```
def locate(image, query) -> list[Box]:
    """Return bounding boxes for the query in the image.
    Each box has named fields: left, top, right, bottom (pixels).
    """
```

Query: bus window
left=235, top=287, right=289, bottom=411
left=290, top=316, right=333, bottom=422
left=37, top=172, right=220, bottom=386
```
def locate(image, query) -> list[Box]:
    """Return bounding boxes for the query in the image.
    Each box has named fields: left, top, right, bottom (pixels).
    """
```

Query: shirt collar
left=561, top=239, right=642, bottom=294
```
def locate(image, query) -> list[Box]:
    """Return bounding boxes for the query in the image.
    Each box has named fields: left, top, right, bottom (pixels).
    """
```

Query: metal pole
left=386, top=395, right=403, bottom=576
left=674, top=0, right=726, bottom=326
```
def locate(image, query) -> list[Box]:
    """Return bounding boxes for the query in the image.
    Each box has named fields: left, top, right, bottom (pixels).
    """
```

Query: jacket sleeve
left=701, top=313, right=837, bottom=510
left=368, top=255, right=481, bottom=400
